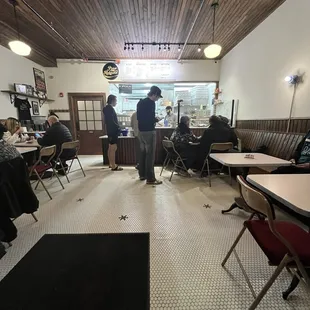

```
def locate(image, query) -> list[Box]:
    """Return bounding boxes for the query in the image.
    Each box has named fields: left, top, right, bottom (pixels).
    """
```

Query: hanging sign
left=119, top=84, right=132, bottom=94
left=103, top=63, right=119, bottom=80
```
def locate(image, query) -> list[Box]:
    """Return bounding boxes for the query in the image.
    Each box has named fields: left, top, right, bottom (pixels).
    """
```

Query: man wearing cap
left=136, top=86, right=163, bottom=185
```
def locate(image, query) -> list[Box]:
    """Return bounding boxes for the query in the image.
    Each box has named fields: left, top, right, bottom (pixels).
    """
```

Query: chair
left=29, top=145, right=64, bottom=200
left=222, top=176, right=310, bottom=310
left=200, top=142, right=233, bottom=186
left=160, top=140, right=188, bottom=181
left=55, top=140, right=86, bottom=183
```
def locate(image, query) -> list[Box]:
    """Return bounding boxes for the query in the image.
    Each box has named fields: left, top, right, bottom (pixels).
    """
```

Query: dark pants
left=178, top=144, right=198, bottom=169
left=139, top=131, right=156, bottom=181
left=135, top=136, right=140, bottom=166
left=271, top=166, right=310, bottom=174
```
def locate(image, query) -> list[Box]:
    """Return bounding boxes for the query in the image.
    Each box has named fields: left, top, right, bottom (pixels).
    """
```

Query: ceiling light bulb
left=9, top=40, right=31, bottom=56
left=198, top=46, right=201, bottom=52
left=285, top=76, right=292, bottom=82
left=178, top=45, right=181, bottom=52
left=204, top=44, right=222, bottom=59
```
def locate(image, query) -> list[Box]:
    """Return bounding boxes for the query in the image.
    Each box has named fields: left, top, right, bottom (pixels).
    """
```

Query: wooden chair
left=29, top=145, right=64, bottom=200
left=55, top=140, right=86, bottom=183
left=160, top=140, right=188, bottom=181
left=200, top=142, right=233, bottom=186
left=222, top=176, right=310, bottom=309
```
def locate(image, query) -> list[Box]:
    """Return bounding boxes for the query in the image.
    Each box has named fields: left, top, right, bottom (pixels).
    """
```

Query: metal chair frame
left=200, top=142, right=233, bottom=187
left=222, top=175, right=310, bottom=309
left=160, top=140, right=188, bottom=181
left=55, top=140, right=86, bottom=183
left=29, top=145, right=64, bottom=200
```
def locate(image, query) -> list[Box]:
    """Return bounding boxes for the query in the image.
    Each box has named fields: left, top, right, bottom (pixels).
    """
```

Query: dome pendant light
left=8, top=1, right=31, bottom=56
left=204, top=1, right=222, bottom=59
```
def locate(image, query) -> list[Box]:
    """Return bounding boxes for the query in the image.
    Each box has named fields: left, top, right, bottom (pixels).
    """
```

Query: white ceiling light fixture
left=9, top=0, right=31, bottom=56
left=204, top=1, right=222, bottom=59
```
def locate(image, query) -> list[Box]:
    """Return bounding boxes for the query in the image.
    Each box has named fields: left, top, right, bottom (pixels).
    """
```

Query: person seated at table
left=37, top=116, right=75, bottom=174
left=272, top=130, right=310, bottom=174
left=196, top=115, right=238, bottom=170
left=3, top=117, right=29, bottom=144
left=170, top=116, right=199, bottom=174
left=0, top=123, right=21, bottom=163
left=218, top=115, right=238, bottom=148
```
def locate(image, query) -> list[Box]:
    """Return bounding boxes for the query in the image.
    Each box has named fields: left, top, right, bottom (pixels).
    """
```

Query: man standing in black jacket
left=137, top=86, right=162, bottom=185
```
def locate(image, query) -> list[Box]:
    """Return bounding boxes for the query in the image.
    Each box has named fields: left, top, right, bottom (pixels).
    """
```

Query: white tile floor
left=0, top=156, right=309, bottom=309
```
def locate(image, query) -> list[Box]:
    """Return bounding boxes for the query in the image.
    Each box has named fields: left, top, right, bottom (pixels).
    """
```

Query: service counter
left=100, top=127, right=206, bottom=165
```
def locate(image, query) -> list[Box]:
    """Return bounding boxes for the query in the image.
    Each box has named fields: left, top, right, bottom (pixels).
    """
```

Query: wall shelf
left=1, top=90, right=55, bottom=106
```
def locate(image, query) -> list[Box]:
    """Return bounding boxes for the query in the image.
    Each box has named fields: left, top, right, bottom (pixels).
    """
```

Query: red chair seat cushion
left=244, top=220, right=310, bottom=266
left=32, top=164, right=52, bottom=174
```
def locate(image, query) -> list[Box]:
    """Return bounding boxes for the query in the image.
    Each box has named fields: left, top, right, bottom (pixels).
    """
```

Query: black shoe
left=139, top=177, right=146, bottom=181
left=146, top=179, right=162, bottom=185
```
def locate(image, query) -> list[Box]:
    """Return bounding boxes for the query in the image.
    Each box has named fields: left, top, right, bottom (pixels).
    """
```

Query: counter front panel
left=100, top=127, right=206, bottom=165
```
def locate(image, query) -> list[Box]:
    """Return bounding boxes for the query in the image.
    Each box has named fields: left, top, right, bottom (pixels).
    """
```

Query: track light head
left=131, top=44, right=134, bottom=50
left=198, top=45, right=201, bottom=52
left=168, top=45, right=170, bottom=51
left=178, top=44, right=181, bottom=52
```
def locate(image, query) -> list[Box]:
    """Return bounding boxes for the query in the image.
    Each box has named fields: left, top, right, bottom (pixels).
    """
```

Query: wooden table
left=16, top=147, right=37, bottom=154
left=14, top=140, right=40, bottom=148
left=210, top=153, right=291, bottom=167
left=210, top=153, right=291, bottom=214
left=247, top=174, right=310, bottom=219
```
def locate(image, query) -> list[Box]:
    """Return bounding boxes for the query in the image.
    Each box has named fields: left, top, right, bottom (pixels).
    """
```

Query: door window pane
left=86, top=111, right=94, bottom=120
left=77, top=101, right=85, bottom=110
left=93, top=101, right=101, bottom=110
left=95, top=121, right=102, bottom=130
left=79, top=111, right=86, bottom=120
left=85, top=101, right=93, bottom=110
left=94, top=111, right=102, bottom=120
left=79, top=121, right=87, bottom=130
left=87, top=121, right=95, bottom=130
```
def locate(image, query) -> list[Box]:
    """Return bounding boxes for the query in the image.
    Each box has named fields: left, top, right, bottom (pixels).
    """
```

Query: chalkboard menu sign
left=119, top=84, right=132, bottom=94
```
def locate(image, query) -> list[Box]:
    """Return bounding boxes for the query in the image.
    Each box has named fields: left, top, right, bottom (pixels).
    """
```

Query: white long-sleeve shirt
left=2, top=131, right=28, bottom=144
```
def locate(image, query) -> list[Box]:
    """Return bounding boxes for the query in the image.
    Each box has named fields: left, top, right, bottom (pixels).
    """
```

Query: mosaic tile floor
left=0, top=156, right=309, bottom=309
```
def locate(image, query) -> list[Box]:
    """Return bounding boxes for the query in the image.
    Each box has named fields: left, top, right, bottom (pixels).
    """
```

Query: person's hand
left=15, top=128, right=22, bottom=135
left=155, top=116, right=161, bottom=123
left=290, top=159, right=296, bottom=164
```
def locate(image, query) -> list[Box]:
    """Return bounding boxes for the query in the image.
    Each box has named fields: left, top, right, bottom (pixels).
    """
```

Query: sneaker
left=146, top=179, right=162, bottom=185
left=187, top=169, right=195, bottom=176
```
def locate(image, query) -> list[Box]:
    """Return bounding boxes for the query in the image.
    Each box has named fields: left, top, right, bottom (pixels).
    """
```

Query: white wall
left=0, top=45, right=49, bottom=119
left=218, top=0, right=310, bottom=120
left=45, top=59, right=220, bottom=113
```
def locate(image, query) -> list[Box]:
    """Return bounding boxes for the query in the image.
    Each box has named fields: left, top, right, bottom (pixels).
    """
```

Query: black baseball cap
left=148, top=86, right=163, bottom=98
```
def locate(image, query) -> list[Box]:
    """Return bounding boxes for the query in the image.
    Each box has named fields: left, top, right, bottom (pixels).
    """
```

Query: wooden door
left=69, top=93, right=106, bottom=155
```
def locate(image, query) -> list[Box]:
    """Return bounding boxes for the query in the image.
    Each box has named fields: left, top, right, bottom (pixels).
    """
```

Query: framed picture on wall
left=33, top=68, right=47, bottom=93
left=32, top=101, right=40, bottom=115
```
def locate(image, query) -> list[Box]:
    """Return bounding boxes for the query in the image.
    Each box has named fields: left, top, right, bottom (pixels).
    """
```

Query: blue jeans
left=139, top=131, right=156, bottom=181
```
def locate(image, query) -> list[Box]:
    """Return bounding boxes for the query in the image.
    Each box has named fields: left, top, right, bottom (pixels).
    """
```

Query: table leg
left=221, top=202, right=240, bottom=214
left=282, top=268, right=310, bottom=300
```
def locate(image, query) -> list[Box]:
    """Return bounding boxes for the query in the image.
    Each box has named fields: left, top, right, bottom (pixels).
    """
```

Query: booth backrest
left=235, top=129, right=304, bottom=160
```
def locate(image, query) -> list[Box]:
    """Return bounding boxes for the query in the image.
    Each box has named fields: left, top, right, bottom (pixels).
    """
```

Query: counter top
left=99, top=135, right=135, bottom=139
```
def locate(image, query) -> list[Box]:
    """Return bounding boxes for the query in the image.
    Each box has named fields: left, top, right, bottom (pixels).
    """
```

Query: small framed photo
left=32, top=101, right=40, bottom=115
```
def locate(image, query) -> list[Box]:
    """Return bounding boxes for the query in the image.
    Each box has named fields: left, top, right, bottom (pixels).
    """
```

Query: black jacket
left=199, top=124, right=238, bottom=157
left=137, top=98, right=157, bottom=132
left=103, top=104, right=120, bottom=136
left=38, top=122, right=74, bottom=158
left=293, top=130, right=310, bottom=162
left=0, top=157, right=39, bottom=242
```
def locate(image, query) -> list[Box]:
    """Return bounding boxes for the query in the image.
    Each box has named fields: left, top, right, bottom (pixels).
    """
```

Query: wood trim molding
left=236, top=118, right=310, bottom=134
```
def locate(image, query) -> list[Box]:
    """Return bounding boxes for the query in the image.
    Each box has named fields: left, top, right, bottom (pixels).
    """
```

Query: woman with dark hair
left=103, top=94, right=122, bottom=171
left=170, top=116, right=199, bottom=174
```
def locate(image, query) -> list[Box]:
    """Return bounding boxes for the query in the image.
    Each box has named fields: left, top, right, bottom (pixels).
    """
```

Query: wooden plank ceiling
left=0, top=0, right=286, bottom=67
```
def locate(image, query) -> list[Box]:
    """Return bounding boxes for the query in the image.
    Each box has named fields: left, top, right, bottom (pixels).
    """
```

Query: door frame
left=68, top=92, right=106, bottom=140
